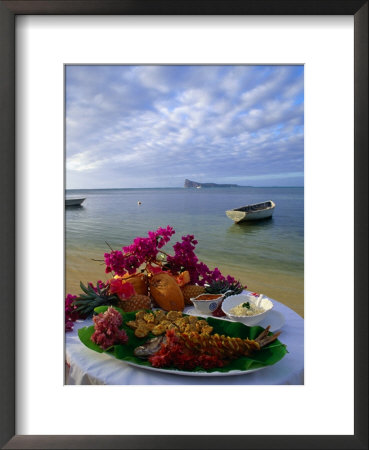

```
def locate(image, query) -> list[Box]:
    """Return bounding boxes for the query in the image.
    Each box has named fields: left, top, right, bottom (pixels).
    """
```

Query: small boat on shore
left=65, top=198, right=85, bottom=207
left=226, top=200, right=275, bottom=223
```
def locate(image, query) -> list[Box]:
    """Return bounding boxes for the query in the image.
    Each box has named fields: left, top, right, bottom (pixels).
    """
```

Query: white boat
left=65, top=197, right=85, bottom=207
left=226, top=200, right=275, bottom=223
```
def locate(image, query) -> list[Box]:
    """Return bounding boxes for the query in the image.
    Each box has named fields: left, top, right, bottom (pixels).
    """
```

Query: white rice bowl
left=222, top=293, right=273, bottom=326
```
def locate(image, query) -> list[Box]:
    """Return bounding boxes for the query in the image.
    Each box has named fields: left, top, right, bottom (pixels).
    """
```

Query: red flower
left=108, top=279, right=135, bottom=299
left=91, top=307, right=129, bottom=350
left=146, top=264, right=164, bottom=275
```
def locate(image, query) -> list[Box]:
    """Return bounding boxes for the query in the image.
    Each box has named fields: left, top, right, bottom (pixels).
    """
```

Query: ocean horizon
left=67, top=186, right=304, bottom=190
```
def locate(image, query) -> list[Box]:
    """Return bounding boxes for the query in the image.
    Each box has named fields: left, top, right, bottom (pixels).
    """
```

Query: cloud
left=66, top=65, right=304, bottom=188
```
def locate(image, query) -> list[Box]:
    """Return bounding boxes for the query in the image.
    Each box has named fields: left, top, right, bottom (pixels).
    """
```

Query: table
left=65, top=298, right=304, bottom=385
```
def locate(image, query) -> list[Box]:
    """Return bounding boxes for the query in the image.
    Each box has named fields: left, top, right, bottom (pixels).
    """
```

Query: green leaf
left=94, top=305, right=125, bottom=316
left=78, top=326, right=103, bottom=353
left=74, top=293, right=91, bottom=300
left=80, top=281, right=90, bottom=295
left=78, top=310, right=288, bottom=374
left=75, top=306, right=93, bottom=314
left=73, top=299, right=94, bottom=305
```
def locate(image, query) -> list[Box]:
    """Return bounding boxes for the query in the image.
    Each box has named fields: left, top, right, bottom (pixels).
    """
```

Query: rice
left=229, top=301, right=265, bottom=316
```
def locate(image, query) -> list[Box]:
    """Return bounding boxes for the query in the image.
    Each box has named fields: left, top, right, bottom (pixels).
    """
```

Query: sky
left=66, top=65, right=304, bottom=189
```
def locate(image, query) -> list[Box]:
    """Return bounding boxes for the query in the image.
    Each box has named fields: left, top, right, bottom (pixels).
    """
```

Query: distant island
left=184, top=179, right=239, bottom=188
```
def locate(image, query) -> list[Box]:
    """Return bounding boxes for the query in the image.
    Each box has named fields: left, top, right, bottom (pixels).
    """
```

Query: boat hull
left=66, top=198, right=85, bottom=207
left=226, top=201, right=275, bottom=223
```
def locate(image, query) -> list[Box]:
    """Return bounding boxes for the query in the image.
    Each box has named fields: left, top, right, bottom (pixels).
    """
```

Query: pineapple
left=205, top=279, right=244, bottom=297
left=205, top=279, right=244, bottom=317
left=181, top=284, right=206, bottom=305
left=72, top=281, right=119, bottom=318
left=119, top=294, right=151, bottom=312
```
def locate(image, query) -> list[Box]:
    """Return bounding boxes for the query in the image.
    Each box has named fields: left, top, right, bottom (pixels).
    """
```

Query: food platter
left=78, top=307, right=288, bottom=377
left=115, top=358, right=268, bottom=377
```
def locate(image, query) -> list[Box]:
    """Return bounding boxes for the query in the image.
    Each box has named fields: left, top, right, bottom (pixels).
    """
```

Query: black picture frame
left=0, top=1, right=367, bottom=449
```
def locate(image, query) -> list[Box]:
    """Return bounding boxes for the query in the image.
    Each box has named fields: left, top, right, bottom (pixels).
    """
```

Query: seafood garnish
left=254, top=325, right=281, bottom=347
left=133, top=335, right=166, bottom=358
left=133, top=325, right=282, bottom=370
left=127, top=310, right=213, bottom=339
left=181, top=325, right=282, bottom=358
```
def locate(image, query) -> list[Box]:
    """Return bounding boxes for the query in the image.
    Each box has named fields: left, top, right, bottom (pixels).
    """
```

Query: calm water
left=65, top=187, right=304, bottom=316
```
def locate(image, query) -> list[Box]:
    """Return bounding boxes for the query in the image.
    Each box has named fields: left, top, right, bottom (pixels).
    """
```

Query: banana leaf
left=78, top=306, right=288, bottom=374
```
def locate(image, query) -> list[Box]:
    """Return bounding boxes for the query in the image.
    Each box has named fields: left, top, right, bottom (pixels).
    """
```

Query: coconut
left=149, top=272, right=184, bottom=311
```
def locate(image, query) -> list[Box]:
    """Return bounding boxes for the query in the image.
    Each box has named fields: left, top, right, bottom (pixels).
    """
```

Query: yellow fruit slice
left=114, top=273, right=148, bottom=296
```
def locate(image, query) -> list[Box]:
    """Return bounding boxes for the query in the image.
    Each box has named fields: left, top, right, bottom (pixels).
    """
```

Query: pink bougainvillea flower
left=103, top=225, right=245, bottom=289
left=65, top=293, right=80, bottom=332
left=65, top=319, right=75, bottom=332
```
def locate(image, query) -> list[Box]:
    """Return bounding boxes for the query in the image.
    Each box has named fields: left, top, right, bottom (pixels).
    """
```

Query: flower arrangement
left=65, top=225, right=245, bottom=331
left=91, top=307, right=128, bottom=350
left=104, top=225, right=239, bottom=285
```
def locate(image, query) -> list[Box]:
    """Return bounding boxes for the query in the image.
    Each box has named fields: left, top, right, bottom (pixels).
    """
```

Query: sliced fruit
left=120, top=273, right=148, bottom=296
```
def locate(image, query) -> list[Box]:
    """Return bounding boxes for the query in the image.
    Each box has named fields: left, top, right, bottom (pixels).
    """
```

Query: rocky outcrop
left=184, top=179, right=239, bottom=188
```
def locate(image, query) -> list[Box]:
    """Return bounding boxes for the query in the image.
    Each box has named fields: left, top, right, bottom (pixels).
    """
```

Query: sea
left=65, top=187, right=304, bottom=317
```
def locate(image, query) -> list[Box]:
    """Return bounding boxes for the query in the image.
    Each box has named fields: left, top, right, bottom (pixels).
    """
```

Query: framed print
left=1, top=1, right=367, bottom=449
left=63, top=63, right=304, bottom=387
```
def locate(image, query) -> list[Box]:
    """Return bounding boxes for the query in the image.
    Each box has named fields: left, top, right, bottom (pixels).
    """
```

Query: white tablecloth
left=65, top=299, right=304, bottom=385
